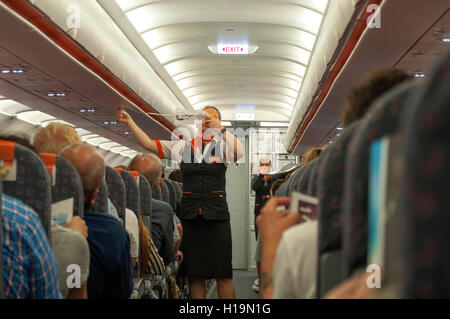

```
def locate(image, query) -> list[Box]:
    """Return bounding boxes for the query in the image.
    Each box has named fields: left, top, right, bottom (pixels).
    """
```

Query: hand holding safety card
left=289, top=191, right=319, bottom=221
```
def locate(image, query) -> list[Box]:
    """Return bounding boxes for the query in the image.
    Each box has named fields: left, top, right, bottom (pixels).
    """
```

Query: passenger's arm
left=117, top=109, right=159, bottom=154
left=67, top=282, right=88, bottom=299
left=256, top=197, right=301, bottom=299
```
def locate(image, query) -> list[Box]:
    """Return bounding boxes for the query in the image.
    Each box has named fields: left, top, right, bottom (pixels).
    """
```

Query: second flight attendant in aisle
left=117, top=106, right=245, bottom=299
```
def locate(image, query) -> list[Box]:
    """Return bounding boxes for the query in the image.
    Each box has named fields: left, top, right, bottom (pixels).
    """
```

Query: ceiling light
left=442, top=37, right=450, bottom=43
left=56, top=92, right=66, bottom=97
left=47, top=92, right=55, bottom=97
left=103, top=121, right=110, bottom=125
left=1, top=68, right=10, bottom=74
left=337, top=127, right=343, bottom=130
left=87, top=107, right=96, bottom=113
left=413, top=72, right=425, bottom=78
left=124, top=131, right=131, bottom=135
left=221, top=121, right=232, bottom=127
left=260, top=122, right=289, bottom=127
left=12, top=69, right=24, bottom=74
left=79, top=108, right=86, bottom=113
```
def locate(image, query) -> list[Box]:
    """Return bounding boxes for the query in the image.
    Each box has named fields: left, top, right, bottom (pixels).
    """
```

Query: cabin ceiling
left=104, top=0, right=330, bottom=123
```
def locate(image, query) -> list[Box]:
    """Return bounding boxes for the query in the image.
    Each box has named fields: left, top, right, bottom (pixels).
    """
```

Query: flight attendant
left=117, top=106, right=245, bottom=299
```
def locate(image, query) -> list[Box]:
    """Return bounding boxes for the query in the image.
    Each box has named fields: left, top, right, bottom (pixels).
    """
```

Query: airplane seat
left=115, top=168, right=145, bottom=299
left=118, top=169, right=141, bottom=218
left=138, top=172, right=152, bottom=232
left=105, top=166, right=126, bottom=222
left=285, top=166, right=305, bottom=196
left=341, top=80, right=422, bottom=279
left=152, top=182, right=162, bottom=200
left=316, top=121, right=360, bottom=298
left=273, top=179, right=287, bottom=197
left=91, top=180, right=108, bottom=215
left=307, top=148, right=332, bottom=196
left=164, top=179, right=177, bottom=211
left=160, top=179, right=171, bottom=205
left=39, top=153, right=84, bottom=218
left=397, top=50, right=450, bottom=298
left=293, top=160, right=316, bottom=194
left=0, top=141, right=52, bottom=237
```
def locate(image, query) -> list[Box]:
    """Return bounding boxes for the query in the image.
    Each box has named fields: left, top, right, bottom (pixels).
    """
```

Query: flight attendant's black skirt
left=180, top=216, right=233, bottom=279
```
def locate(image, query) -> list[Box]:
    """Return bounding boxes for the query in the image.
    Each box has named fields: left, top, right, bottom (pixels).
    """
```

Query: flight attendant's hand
left=117, top=109, right=134, bottom=126
left=205, top=114, right=223, bottom=131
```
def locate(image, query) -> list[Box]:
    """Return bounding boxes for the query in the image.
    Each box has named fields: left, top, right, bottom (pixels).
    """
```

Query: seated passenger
left=1, top=134, right=90, bottom=299
left=128, top=154, right=176, bottom=265
left=60, top=144, right=133, bottom=299
left=2, top=193, right=62, bottom=298
left=33, top=123, right=118, bottom=219
left=257, top=69, right=411, bottom=299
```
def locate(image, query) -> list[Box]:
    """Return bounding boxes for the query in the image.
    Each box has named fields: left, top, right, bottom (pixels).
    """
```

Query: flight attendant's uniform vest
left=179, top=138, right=229, bottom=221
left=253, top=174, right=274, bottom=218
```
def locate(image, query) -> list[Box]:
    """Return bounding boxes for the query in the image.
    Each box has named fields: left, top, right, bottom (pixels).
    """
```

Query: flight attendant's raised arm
left=205, top=115, right=245, bottom=161
left=117, top=109, right=158, bottom=154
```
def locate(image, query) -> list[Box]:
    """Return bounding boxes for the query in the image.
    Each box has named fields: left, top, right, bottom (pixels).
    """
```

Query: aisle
left=208, top=270, right=260, bottom=299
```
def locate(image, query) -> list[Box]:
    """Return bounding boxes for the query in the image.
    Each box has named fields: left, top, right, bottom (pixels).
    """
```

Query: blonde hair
left=301, top=148, right=322, bottom=167
left=33, top=122, right=82, bottom=154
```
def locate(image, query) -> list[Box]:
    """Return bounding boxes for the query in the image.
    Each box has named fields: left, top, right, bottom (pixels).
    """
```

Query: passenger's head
left=341, top=69, right=411, bottom=127
left=33, top=122, right=82, bottom=154
left=200, top=105, right=222, bottom=134
left=60, top=144, right=105, bottom=207
left=128, top=153, right=162, bottom=189
left=301, top=148, right=322, bottom=166
left=168, top=169, right=183, bottom=183
left=0, top=134, right=37, bottom=153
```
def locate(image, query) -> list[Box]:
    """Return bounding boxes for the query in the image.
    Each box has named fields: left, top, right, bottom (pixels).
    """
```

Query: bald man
left=61, top=145, right=133, bottom=299
left=128, top=153, right=176, bottom=264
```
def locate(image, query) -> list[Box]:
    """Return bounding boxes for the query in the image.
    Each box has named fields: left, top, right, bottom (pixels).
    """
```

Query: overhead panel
left=114, top=0, right=329, bottom=123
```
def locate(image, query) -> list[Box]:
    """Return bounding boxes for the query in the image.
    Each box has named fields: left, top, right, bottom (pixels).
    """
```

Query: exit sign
left=218, top=44, right=249, bottom=55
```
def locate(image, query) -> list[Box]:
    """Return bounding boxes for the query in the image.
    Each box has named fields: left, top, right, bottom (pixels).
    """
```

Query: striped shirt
left=2, top=194, right=62, bottom=299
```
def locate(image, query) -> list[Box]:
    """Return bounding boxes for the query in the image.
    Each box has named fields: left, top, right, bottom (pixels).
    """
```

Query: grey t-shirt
left=51, top=223, right=90, bottom=298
